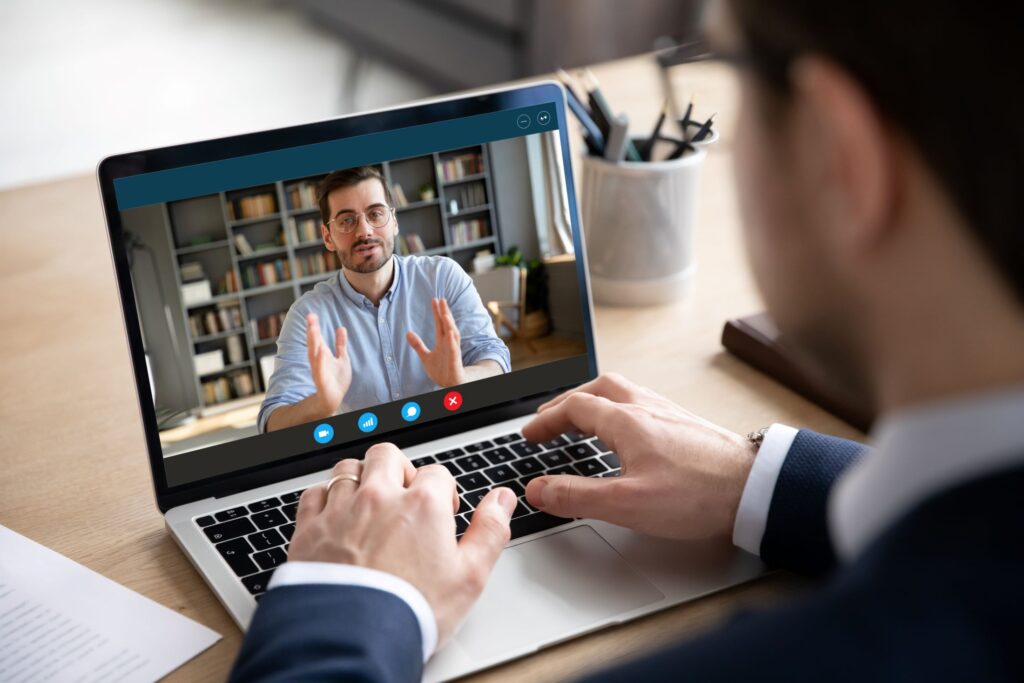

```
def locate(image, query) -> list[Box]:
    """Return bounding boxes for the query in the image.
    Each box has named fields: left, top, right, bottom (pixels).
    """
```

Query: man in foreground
left=233, top=0, right=1024, bottom=680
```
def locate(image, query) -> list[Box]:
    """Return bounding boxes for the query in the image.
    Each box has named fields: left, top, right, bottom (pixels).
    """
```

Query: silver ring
left=325, top=473, right=360, bottom=494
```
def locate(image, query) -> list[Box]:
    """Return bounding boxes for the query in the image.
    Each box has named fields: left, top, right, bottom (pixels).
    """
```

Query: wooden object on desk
left=0, top=54, right=864, bottom=682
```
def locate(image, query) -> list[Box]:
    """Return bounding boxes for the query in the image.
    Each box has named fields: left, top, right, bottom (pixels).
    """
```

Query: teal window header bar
left=114, top=103, right=558, bottom=210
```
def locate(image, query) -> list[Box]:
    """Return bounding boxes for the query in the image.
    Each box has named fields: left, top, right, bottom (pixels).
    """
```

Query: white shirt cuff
left=267, top=561, right=438, bottom=662
left=732, top=423, right=799, bottom=556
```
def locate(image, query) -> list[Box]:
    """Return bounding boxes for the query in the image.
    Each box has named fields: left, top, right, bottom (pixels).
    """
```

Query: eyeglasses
left=326, top=206, right=394, bottom=234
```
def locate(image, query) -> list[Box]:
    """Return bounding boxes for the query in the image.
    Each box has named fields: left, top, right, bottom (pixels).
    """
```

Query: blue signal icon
left=357, top=412, right=379, bottom=433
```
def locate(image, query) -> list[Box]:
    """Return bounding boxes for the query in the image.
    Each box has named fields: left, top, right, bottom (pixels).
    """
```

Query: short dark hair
left=727, top=0, right=1024, bottom=302
left=317, top=166, right=394, bottom=225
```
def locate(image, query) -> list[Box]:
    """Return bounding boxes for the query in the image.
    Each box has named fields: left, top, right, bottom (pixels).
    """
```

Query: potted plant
left=418, top=183, right=436, bottom=202
left=495, top=246, right=550, bottom=338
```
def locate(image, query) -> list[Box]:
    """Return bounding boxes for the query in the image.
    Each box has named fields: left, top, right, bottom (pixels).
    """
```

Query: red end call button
left=444, top=391, right=463, bottom=411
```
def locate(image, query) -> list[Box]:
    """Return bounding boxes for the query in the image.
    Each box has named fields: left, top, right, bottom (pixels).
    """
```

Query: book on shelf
left=189, top=301, right=243, bottom=337
left=439, top=152, right=483, bottom=182
left=225, top=334, right=245, bottom=365
left=295, top=250, right=339, bottom=278
left=403, top=233, right=426, bottom=254
left=179, top=261, right=206, bottom=282
left=284, top=179, right=319, bottom=211
left=392, top=183, right=409, bottom=208
left=234, top=234, right=255, bottom=256
left=220, top=270, right=240, bottom=294
left=250, top=311, right=288, bottom=341
left=228, top=192, right=277, bottom=220
left=447, top=182, right=487, bottom=214
left=241, top=258, right=292, bottom=289
left=202, top=370, right=255, bottom=405
left=288, top=215, right=320, bottom=244
left=449, top=218, right=489, bottom=245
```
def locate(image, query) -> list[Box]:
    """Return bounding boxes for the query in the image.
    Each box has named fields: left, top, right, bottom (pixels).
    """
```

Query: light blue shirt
left=258, top=255, right=510, bottom=433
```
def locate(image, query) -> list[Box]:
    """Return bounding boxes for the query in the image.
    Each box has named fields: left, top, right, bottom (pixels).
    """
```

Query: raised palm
left=306, top=312, right=352, bottom=414
left=406, top=298, right=465, bottom=388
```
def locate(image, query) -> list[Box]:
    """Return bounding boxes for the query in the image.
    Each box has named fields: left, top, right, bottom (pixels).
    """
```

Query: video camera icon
left=313, top=423, right=334, bottom=444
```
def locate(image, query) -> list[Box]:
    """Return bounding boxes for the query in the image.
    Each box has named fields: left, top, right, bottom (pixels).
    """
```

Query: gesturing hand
left=306, top=312, right=351, bottom=416
left=521, top=373, right=757, bottom=540
left=289, top=444, right=517, bottom=647
left=406, top=298, right=465, bottom=388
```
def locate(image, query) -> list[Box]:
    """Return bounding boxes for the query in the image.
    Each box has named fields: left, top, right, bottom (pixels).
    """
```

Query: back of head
left=727, top=0, right=1024, bottom=304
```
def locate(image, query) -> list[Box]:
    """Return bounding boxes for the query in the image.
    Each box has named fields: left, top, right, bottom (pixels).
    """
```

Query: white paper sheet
left=0, top=524, right=220, bottom=682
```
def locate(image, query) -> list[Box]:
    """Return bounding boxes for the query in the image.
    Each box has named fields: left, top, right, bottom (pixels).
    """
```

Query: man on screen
left=258, top=166, right=509, bottom=433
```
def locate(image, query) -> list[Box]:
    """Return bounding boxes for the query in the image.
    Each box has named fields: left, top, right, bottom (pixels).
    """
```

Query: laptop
left=97, top=82, right=766, bottom=681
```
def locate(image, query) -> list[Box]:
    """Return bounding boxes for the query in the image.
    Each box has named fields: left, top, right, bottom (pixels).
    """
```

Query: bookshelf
left=157, top=144, right=502, bottom=411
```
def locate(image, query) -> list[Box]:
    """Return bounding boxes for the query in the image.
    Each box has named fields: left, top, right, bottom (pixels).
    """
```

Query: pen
left=691, top=113, right=716, bottom=142
left=604, top=114, right=630, bottom=162
left=680, top=96, right=694, bottom=130
left=639, top=98, right=669, bottom=161
left=563, top=82, right=606, bottom=156
left=583, top=69, right=643, bottom=162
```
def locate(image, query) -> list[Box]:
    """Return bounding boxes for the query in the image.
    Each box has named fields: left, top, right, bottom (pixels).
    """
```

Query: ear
left=321, top=222, right=336, bottom=252
left=789, top=56, right=898, bottom=254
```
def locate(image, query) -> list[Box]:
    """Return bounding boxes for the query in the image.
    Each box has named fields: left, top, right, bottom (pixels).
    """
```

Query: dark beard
left=341, top=237, right=393, bottom=273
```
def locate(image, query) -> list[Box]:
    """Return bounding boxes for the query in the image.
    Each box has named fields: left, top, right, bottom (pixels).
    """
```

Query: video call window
left=119, top=130, right=587, bottom=462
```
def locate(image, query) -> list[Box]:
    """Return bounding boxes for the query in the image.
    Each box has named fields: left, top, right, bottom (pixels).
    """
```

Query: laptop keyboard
left=193, top=431, right=621, bottom=600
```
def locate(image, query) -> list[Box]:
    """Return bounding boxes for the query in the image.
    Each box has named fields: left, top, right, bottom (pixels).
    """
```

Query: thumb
left=335, top=326, right=348, bottom=359
left=406, top=331, right=430, bottom=361
left=458, top=488, right=515, bottom=582
left=525, top=474, right=617, bottom=520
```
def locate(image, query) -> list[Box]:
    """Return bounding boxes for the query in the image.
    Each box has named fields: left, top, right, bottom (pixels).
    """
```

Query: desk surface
left=0, top=54, right=862, bottom=681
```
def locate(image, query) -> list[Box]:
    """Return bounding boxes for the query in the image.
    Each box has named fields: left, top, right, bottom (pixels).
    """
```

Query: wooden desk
left=0, top=54, right=862, bottom=682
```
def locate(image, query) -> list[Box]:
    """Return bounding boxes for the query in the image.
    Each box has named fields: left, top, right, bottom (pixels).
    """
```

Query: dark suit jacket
left=230, top=430, right=1024, bottom=682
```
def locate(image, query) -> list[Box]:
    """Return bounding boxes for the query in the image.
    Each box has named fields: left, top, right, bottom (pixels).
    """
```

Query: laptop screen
left=102, top=85, right=595, bottom=493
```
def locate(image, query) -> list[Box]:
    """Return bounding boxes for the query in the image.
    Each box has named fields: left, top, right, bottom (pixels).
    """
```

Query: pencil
left=691, top=112, right=716, bottom=142
left=680, top=95, right=694, bottom=129
left=583, top=69, right=643, bottom=162
left=639, top=98, right=669, bottom=161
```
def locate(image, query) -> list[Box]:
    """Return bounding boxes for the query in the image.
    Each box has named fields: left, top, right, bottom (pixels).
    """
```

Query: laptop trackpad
left=454, top=525, right=664, bottom=660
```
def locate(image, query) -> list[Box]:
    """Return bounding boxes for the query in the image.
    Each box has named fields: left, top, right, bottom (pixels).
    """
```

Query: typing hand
left=521, top=373, right=757, bottom=540
left=289, top=444, right=516, bottom=647
left=306, top=313, right=352, bottom=416
left=406, top=298, right=466, bottom=388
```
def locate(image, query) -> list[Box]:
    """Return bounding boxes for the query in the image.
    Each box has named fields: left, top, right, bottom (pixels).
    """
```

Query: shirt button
left=386, top=355, right=393, bottom=362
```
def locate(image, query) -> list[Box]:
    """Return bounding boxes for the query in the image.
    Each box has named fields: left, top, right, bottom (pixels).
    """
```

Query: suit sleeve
left=759, top=430, right=866, bottom=575
left=229, top=584, right=423, bottom=683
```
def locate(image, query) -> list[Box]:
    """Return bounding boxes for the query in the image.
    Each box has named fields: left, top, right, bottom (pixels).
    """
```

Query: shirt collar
left=829, top=386, right=1024, bottom=562
left=336, top=254, right=402, bottom=307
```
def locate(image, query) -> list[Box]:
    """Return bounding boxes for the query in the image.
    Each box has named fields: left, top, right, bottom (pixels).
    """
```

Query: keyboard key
left=575, top=458, right=608, bottom=477
left=505, top=480, right=526, bottom=497
left=247, top=497, right=281, bottom=513
left=599, top=453, right=621, bottom=469
left=482, top=446, right=515, bottom=465
left=510, top=512, right=569, bottom=539
left=564, top=431, right=590, bottom=443
left=204, top=518, right=256, bottom=543
left=511, top=456, right=543, bottom=476
left=280, top=490, right=303, bottom=504
left=440, top=461, right=462, bottom=476
left=411, top=455, right=436, bottom=468
left=520, top=496, right=538, bottom=513
left=455, top=454, right=488, bottom=472
left=546, top=465, right=575, bottom=476
left=483, top=464, right=518, bottom=483
left=602, top=469, right=621, bottom=477
left=565, top=443, right=598, bottom=460
left=463, top=489, right=489, bottom=509
left=252, top=547, right=287, bottom=571
left=456, top=472, right=490, bottom=492
left=248, top=529, right=285, bottom=552
left=195, top=515, right=215, bottom=528
left=512, top=501, right=531, bottom=518
left=464, top=439, right=493, bottom=453
left=215, top=506, right=248, bottom=522
left=457, top=495, right=471, bottom=515
left=252, top=509, right=287, bottom=530
left=216, top=538, right=257, bottom=577
left=242, top=570, right=274, bottom=595
left=542, top=436, right=569, bottom=450
left=518, top=472, right=542, bottom=486
left=279, top=523, right=295, bottom=541
left=540, top=449, right=571, bottom=468
left=493, top=433, right=523, bottom=445
left=435, top=447, right=465, bottom=461
left=455, top=515, right=469, bottom=536
left=591, top=438, right=612, bottom=453
left=282, top=503, right=297, bottom=521
left=510, top=441, right=542, bottom=457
